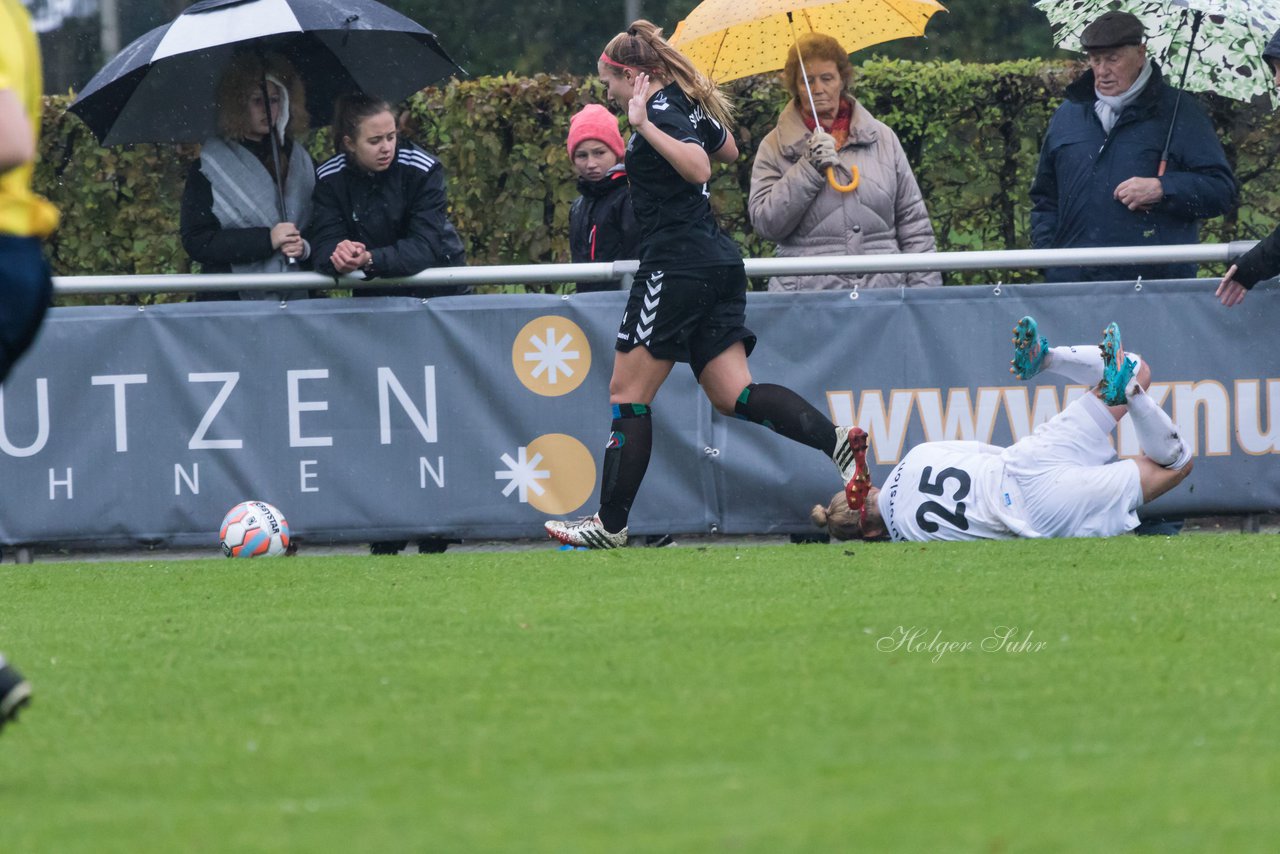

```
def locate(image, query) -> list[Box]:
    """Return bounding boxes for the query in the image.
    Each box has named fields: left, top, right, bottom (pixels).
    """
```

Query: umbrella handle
left=827, top=165, right=859, bottom=193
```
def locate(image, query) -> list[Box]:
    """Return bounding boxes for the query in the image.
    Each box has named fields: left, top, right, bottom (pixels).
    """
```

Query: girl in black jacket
left=566, top=104, right=638, bottom=292
left=310, top=93, right=466, bottom=297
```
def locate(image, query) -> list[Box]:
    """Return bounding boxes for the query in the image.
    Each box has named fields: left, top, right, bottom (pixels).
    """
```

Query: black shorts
left=615, top=264, right=757, bottom=378
left=0, top=236, right=53, bottom=384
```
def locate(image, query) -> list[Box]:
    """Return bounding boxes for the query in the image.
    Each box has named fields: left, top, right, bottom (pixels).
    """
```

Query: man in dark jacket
left=1217, top=27, right=1280, bottom=306
left=1030, top=11, right=1238, bottom=283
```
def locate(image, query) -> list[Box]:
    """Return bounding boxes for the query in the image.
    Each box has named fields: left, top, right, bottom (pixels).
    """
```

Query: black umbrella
left=69, top=0, right=463, bottom=145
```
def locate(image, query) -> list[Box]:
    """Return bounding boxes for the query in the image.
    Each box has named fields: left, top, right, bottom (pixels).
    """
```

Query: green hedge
left=35, top=60, right=1280, bottom=297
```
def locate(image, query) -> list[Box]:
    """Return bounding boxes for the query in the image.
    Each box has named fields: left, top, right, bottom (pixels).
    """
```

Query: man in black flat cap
left=1030, top=10, right=1238, bottom=283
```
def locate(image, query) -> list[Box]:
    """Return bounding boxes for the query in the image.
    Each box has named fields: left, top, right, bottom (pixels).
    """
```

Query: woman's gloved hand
left=805, top=130, right=839, bottom=171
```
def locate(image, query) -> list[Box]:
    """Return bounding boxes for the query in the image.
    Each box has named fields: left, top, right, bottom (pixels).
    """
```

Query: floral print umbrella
left=1036, top=0, right=1280, bottom=105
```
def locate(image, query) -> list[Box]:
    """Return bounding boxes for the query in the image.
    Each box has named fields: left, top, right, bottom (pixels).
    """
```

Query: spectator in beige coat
left=748, top=33, right=940, bottom=291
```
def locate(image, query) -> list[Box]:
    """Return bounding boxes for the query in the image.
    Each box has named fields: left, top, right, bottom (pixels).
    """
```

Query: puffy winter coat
left=1030, top=62, right=1237, bottom=282
left=748, top=98, right=940, bottom=291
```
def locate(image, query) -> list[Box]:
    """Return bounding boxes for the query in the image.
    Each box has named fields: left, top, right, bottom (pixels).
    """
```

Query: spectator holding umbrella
left=180, top=52, right=314, bottom=299
left=1030, top=11, right=1237, bottom=283
left=748, top=32, right=940, bottom=291
left=1216, top=28, right=1280, bottom=307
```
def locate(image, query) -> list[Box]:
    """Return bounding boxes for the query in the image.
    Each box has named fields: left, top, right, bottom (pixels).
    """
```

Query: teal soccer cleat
left=1010, top=316, right=1049, bottom=380
left=1100, top=322, right=1137, bottom=406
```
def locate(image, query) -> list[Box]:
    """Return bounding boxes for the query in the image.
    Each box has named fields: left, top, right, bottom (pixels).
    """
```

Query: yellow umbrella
left=670, top=0, right=947, bottom=84
left=671, top=0, right=945, bottom=193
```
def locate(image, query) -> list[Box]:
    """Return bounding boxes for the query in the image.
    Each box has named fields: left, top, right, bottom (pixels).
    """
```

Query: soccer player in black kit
left=546, top=20, right=868, bottom=549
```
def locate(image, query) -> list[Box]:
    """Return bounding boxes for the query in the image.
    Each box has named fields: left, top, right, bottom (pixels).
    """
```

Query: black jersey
left=625, top=83, right=741, bottom=273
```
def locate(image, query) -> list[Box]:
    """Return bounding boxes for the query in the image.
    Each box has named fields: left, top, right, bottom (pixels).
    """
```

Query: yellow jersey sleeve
left=0, top=0, right=60, bottom=238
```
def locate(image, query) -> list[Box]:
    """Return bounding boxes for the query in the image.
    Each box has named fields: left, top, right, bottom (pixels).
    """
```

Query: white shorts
left=1001, top=394, right=1143, bottom=538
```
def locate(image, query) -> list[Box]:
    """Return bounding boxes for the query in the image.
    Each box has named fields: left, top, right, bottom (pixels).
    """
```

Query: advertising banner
left=1, top=280, right=1275, bottom=547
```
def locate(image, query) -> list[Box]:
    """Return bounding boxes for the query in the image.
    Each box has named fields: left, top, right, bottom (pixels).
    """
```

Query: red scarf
left=801, top=98, right=853, bottom=149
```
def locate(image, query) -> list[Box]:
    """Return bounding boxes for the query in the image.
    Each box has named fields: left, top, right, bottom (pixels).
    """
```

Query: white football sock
left=1043, top=345, right=1104, bottom=385
left=1127, top=389, right=1192, bottom=470
left=1081, top=392, right=1119, bottom=434
left=1045, top=346, right=1144, bottom=390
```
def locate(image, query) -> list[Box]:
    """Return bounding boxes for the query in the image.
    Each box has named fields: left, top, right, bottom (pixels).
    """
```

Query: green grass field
left=3, top=535, right=1278, bottom=852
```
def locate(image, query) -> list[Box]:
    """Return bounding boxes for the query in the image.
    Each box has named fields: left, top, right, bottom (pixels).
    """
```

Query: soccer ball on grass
left=219, top=500, right=292, bottom=557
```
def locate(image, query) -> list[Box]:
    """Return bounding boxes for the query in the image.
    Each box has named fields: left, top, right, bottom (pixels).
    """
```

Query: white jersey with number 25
left=877, top=441, right=1035, bottom=542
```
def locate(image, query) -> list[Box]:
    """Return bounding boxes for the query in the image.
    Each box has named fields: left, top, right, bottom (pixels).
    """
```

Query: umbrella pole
left=1159, top=10, right=1203, bottom=177
left=786, top=13, right=822, bottom=122
left=256, top=68, right=296, bottom=266
left=786, top=12, right=858, bottom=193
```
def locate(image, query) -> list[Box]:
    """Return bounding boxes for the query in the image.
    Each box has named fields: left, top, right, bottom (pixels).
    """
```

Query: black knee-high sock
left=598, top=403, right=652, bottom=533
left=734, top=383, right=836, bottom=456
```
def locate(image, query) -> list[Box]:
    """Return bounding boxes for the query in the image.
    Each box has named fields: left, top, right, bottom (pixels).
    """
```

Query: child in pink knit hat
left=566, top=104, right=637, bottom=293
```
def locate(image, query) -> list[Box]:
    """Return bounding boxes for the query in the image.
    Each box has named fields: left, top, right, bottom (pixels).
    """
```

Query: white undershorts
left=1000, top=394, right=1143, bottom=538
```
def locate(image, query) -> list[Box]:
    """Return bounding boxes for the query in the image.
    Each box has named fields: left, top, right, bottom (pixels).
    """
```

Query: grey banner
left=1, top=279, right=1276, bottom=548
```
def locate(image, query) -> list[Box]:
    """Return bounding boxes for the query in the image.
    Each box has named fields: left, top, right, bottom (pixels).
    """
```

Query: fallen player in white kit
left=814, top=317, right=1193, bottom=542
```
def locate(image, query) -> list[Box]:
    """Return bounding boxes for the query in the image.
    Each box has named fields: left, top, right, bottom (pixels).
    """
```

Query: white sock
left=1081, top=392, right=1119, bottom=434
left=1044, top=346, right=1104, bottom=385
left=1127, top=389, right=1192, bottom=470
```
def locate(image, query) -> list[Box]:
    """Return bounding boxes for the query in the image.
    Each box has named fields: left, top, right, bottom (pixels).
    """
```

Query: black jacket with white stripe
left=310, top=142, right=466, bottom=293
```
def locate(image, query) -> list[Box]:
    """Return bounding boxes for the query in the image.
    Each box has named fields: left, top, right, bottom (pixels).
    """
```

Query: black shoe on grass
left=0, top=659, right=32, bottom=733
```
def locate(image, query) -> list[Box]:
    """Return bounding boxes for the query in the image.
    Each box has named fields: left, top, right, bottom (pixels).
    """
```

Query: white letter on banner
left=1234, top=379, right=1280, bottom=455
left=175, top=463, right=199, bottom=495
left=916, top=388, right=1004, bottom=443
left=288, top=370, right=332, bottom=448
left=188, top=373, right=243, bottom=450
left=92, top=374, right=148, bottom=452
left=300, top=460, right=319, bottom=492
left=825, top=388, right=913, bottom=465
left=0, top=379, right=50, bottom=457
left=1002, top=386, right=1066, bottom=442
left=420, top=456, right=444, bottom=488
left=49, top=468, right=72, bottom=499
left=1172, top=381, right=1231, bottom=457
left=379, top=367, right=437, bottom=444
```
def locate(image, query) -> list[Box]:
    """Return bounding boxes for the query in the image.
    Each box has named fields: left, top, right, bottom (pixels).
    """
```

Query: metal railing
left=51, top=241, right=1260, bottom=295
